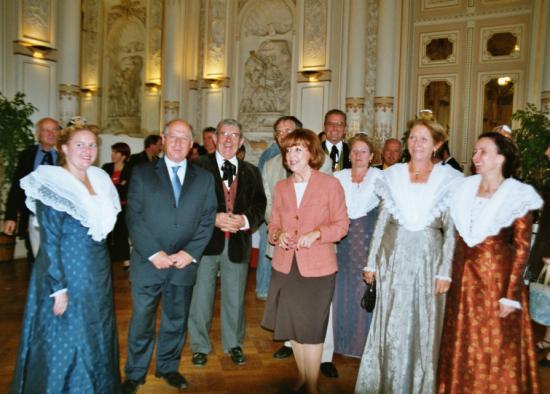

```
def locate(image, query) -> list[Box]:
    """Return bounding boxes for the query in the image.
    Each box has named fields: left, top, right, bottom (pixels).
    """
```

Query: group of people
left=4, top=107, right=548, bottom=394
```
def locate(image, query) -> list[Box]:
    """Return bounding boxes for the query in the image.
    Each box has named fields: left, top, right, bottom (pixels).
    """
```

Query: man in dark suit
left=128, top=134, right=162, bottom=168
left=374, top=138, right=402, bottom=170
left=122, top=119, right=217, bottom=393
left=321, top=109, right=351, bottom=171
left=188, top=119, right=266, bottom=367
left=3, top=117, right=59, bottom=261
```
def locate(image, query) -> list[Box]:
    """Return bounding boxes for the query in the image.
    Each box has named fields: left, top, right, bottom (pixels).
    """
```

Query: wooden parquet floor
left=0, top=259, right=548, bottom=393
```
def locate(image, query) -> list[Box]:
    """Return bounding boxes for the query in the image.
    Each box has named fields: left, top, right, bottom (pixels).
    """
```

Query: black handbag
left=361, top=280, right=376, bottom=313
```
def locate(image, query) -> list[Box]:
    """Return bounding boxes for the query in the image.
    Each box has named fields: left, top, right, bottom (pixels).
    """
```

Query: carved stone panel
left=20, top=0, right=54, bottom=46
left=205, top=0, right=228, bottom=77
left=147, top=0, right=163, bottom=83
left=301, top=0, right=328, bottom=69
left=102, top=1, right=147, bottom=136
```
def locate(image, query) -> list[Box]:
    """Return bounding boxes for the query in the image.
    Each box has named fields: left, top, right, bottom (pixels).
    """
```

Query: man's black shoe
left=155, top=371, right=188, bottom=389
left=320, top=362, right=338, bottom=378
left=273, top=345, right=293, bottom=359
left=229, top=346, right=246, bottom=365
left=192, top=352, right=208, bottom=366
left=121, top=378, right=144, bottom=394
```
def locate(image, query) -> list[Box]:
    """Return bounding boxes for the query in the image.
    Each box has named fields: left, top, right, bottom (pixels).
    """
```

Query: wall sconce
left=13, top=40, right=57, bottom=61
left=145, top=81, right=161, bottom=93
left=80, top=86, right=98, bottom=98
left=201, top=77, right=230, bottom=89
left=298, top=69, right=331, bottom=83
left=497, top=76, right=512, bottom=86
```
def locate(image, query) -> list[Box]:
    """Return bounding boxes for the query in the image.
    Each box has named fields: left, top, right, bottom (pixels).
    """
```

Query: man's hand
left=53, top=292, right=68, bottom=316
left=215, top=213, right=242, bottom=233
left=3, top=220, right=16, bottom=235
left=150, top=251, right=173, bottom=269
left=169, top=250, right=194, bottom=269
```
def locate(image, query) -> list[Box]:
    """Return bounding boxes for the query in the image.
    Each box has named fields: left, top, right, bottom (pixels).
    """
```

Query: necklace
left=409, top=163, right=433, bottom=180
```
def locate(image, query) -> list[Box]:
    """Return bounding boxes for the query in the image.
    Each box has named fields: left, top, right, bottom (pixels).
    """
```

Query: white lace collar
left=377, top=163, right=463, bottom=231
left=450, top=175, right=543, bottom=247
left=21, top=165, right=121, bottom=242
left=334, top=168, right=381, bottom=219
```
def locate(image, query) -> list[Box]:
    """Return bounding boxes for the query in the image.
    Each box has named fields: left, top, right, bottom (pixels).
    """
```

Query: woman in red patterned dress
left=437, top=131, right=543, bottom=393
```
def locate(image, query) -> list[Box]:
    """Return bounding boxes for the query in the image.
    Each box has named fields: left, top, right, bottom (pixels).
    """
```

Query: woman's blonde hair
left=56, top=121, right=99, bottom=166
left=406, top=111, right=448, bottom=144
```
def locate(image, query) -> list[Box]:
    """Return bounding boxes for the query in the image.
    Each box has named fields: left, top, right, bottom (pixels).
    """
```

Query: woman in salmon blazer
left=262, top=128, right=349, bottom=394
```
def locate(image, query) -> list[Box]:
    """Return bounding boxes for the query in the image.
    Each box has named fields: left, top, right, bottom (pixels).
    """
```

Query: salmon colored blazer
left=268, top=170, right=349, bottom=277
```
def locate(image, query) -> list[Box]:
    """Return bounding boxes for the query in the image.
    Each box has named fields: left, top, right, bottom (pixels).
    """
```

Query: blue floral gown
left=11, top=202, right=120, bottom=393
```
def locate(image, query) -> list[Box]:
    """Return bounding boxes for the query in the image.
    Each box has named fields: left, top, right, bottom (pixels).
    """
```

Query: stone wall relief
left=301, top=0, right=328, bottom=69
left=205, top=0, right=228, bottom=77
left=103, top=1, right=147, bottom=136
left=147, top=0, right=163, bottom=84
left=237, top=0, right=294, bottom=135
left=20, top=0, right=54, bottom=46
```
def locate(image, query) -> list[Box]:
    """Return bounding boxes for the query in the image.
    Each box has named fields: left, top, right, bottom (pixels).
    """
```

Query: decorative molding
left=300, top=0, right=329, bottom=69
left=13, top=41, right=57, bottom=61
left=374, top=96, right=394, bottom=110
left=345, top=97, right=365, bottom=136
left=414, top=5, right=530, bottom=25
left=422, top=0, right=459, bottom=10
left=417, top=74, right=457, bottom=132
left=81, top=0, right=101, bottom=89
left=461, top=24, right=474, bottom=165
left=297, top=69, right=331, bottom=83
left=241, top=0, right=292, bottom=37
left=58, top=84, right=81, bottom=96
left=419, top=31, right=458, bottom=67
left=480, top=24, right=523, bottom=63
left=364, top=0, right=378, bottom=137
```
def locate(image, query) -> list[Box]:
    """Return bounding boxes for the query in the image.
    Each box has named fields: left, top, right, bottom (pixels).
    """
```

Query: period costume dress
left=333, top=167, right=381, bottom=357
left=355, top=162, right=462, bottom=394
left=11, top=166, right=121, bottom=394
left=437, top=175, right=542, bottom=394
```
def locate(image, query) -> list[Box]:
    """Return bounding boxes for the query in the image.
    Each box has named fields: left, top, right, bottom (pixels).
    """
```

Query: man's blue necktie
left=171, top=166, right=182, bottom=206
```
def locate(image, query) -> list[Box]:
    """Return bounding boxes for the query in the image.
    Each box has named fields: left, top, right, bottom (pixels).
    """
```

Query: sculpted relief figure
left=239, top=40, right=291, bottom=115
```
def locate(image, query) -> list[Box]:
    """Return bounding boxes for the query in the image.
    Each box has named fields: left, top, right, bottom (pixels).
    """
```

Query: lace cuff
left=49, top=288, right=68, bottom=298
left=499, top=298, right=521, bottom=309
left=363, top=266, right=376, bottom=273
left=435, top=275, right=452, bottom=282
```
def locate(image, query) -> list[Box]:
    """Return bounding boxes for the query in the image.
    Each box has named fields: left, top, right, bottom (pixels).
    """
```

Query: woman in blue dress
left=332, top=134, right=381, bottom=357
left=11, top=121, right=121, bottom=393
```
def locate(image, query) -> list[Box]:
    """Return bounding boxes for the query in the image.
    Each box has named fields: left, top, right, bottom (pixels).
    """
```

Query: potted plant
left=0, top=92, right=36, bottom=261
left=511, top=103, right=550, bottom=192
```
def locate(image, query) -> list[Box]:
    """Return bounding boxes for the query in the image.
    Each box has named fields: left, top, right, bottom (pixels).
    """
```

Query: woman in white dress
left=355, top=114, right=462, bottom=393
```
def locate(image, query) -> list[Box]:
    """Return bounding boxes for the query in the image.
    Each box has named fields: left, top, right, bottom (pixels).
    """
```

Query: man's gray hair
left=216, top=118, right=242, bottom=135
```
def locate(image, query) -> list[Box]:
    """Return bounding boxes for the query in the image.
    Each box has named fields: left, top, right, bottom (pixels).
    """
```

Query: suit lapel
left=179, top=163, right=197, bottom=204
left=154, top=157, right=176, bottom=205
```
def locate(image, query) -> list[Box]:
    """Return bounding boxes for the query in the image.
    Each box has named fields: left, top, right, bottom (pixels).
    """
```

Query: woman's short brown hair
left=406, top=112, right=448, bottom=145
left=57, top=124, right=99, bottom=166
left=281, top=128, right=325, bottom=170
left=348, top=133, right=375, bottom=154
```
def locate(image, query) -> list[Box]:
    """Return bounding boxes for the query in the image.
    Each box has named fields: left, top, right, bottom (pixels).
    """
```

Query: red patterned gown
left=437, top=214, right=540, bottom=393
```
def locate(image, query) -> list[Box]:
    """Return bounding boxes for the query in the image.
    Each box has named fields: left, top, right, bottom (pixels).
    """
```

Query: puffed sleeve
left=505, top=213, right=533, bottom=302
left=36, top=202, right=67, bottom=295
left=364, top=201, right=390, bottom=272
left=436, top=208, right=456, bottom=280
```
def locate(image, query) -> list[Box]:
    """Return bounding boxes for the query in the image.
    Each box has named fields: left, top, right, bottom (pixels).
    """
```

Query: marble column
left=374, top=0, right=397, bottom=146
left=162, top=0, right=184, bottom=123
left=345, top=0, right=367, bottom=136
left=57, top=0, right=81, bottom=126
left=541, top=2, right=550, bottom=111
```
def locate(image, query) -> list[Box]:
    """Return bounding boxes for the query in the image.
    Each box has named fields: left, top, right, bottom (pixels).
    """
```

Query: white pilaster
left=57, top=0, right=81, bottom=125
left=374, top=0, right=397, bottom=143
left=162, top=0, right=184, bottom=123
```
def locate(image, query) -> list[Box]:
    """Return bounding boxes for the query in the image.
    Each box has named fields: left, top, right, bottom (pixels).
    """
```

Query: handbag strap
left=537, top=264, right=550, bottom=286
